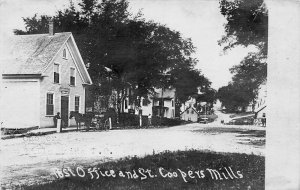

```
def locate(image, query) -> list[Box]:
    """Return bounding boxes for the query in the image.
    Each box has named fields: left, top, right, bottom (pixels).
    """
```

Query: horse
left=69, top=111, right=94, bottom=131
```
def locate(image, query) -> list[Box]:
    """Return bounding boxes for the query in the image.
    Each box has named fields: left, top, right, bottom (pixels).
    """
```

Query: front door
left=61, top=96, right=69, bottom=127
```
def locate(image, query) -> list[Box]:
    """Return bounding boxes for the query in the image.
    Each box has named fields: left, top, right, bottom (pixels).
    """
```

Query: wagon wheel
left=95, top=120, right=100, bottom=130
left=103, top=119, right=109, bottom=131
left=97, top=118, right=104, bottom=131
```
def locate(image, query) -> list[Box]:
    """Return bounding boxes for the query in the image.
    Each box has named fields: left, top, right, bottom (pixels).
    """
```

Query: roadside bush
left=118, top=114, right=183, bottom=128
left=230, top=117, right=254, bottom=125
left=151, top=116, right=183, bottom=126
left=118, top=113, right=139, bottom=126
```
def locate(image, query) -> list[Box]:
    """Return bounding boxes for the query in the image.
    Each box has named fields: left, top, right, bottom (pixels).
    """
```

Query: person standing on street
left=53, top=112, right=61, bottom=128
left=262, top=113, right=266, bottom=127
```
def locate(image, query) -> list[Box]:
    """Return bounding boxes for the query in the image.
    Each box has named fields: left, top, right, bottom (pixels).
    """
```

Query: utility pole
left=160, top=88, right=164, bottom=125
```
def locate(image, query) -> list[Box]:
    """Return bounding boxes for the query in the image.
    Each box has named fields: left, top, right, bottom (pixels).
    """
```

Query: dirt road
left=0, top=123, right=265, bottom=188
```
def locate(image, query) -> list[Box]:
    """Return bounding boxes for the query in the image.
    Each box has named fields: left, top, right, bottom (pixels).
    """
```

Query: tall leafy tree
left=170, top=68, right=210, bottom=103
left=14, top=0, right=212, bottom=115
left=196, top=88, right=217, bottom=104
left=217, top=83, right=255, bottom=112
left=218, top=0, right=268, bottom=110
left=219, top=0, right=268, bottom=53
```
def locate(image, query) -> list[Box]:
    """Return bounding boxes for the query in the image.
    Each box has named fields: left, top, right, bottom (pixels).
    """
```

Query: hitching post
left=109, top=117, right=112, bottom=130
left=139, top=113, right=142, bottom=127
left=56, top=119, right=61, bottom=133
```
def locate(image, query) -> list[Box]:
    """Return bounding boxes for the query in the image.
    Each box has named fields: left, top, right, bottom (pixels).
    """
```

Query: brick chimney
left=49, top=19, right=54, bottom=36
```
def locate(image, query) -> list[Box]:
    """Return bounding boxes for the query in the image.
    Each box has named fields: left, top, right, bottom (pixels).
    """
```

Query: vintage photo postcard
left=0, top=0, right=299, bottom=189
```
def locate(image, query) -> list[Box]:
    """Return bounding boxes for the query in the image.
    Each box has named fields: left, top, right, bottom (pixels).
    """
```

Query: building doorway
left=61, top=96, right=69, bottom=127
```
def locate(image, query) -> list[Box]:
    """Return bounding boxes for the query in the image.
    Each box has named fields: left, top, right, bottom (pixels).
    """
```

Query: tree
left=219, top=0, right=267, bottom=83
left=79, top=0, right=97, bottom=19
left=217, top=83, right=255, bottom=112
left=170, top=67, right=210, bottom=103
left=218, top=0, right=268, bottom=110
left=196, top=88, right=217, bottom=104
left=230, top=52, right=267, bottom=90
left=14, top=14, right=52, bottom=35
left=14, top=0, right=212, bottom=116
left=219, top=0, right=267, bottom=54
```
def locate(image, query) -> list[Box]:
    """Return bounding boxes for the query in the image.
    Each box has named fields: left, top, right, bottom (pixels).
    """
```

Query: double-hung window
left=54, top=64, right=59, bottom=83
left=46, top=93, right=54, bottom=115
left=75, top=96, right=80, bottom=112
left=142, top=98, right=148, bottom=106
left=125, top=99, right=128, bottom=109
left=63, top=49, right=67, bottom=59
left=70, top=67, right=75, bottom=86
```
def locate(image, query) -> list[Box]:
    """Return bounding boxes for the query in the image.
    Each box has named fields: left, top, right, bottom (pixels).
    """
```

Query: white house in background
left=254, top=82, right=267, bottom=118
left=152, top=88, right=176, bottom=118
left=0, top=26, right=92, bottom=129
left=180, top=106, right=199, bottom=122
left=180, top=97, right=197, bottom=113
left=121, top=87, right=176, bottom=118
left=242, top=82, right=267, bottom=114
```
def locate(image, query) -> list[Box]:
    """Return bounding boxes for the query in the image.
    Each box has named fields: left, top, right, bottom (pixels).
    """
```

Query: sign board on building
left=60, top=87, right=70, bottom=96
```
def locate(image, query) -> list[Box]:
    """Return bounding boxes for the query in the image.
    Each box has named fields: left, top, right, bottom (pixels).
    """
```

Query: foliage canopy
left=218, top=0, right=268, bottom=111
left=14, top=0, right=213, bottom=109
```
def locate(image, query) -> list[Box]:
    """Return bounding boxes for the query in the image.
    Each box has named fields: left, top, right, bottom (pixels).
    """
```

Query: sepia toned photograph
left=0, top=0, right=275, bottom=189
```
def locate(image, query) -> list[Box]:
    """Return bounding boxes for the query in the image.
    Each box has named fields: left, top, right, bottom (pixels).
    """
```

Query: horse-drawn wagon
left=69, top=111, right=111, bottom=131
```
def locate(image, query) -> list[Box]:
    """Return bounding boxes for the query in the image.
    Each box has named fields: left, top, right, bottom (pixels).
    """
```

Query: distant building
left=152, top=88, right=176, bottom=118
left=180, top=106, right=199, bottom=122
left=121, top=87, right=176, bottom=119
left=180, top=97, right=197, bottom=113
left=254, top=82, right=267, bottom=118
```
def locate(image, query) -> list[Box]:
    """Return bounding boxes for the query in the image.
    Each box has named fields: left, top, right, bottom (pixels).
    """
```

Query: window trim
left=63, top=48, right=68, bottom=59
left=75, top=95, right=80, bottom=113
left=53, top=62, right=60, bottom=84
left=142, top=98, right=148, bottom=106
left=124, top=99, right=128, bottom=109
left=46, top=92, right=55, bottom=116
left=70, top=67, right=76, bottom=86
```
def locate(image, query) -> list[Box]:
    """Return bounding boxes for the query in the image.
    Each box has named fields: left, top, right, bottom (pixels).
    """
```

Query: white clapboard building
left=180, top=106, right=199, bottom=122
left=0, top=25, right=92, bottom=129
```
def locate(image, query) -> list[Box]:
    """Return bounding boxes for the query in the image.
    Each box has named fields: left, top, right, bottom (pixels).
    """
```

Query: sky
left=0, top=0, right=255, bottom=89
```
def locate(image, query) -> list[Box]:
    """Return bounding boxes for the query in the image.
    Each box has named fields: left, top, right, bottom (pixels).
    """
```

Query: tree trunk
left=116, top=90, right=120, bottom=124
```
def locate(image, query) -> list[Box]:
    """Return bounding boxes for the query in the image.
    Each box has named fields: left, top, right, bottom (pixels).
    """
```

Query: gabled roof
left=180, top=106, right=200, bottom=115
left=2, top=32, right=71, bottom=74
left=1, top=32, right=92, bottom=84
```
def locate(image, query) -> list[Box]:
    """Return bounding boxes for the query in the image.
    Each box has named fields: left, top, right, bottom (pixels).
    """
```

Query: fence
left=118, top=113, right=183, bottom=128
